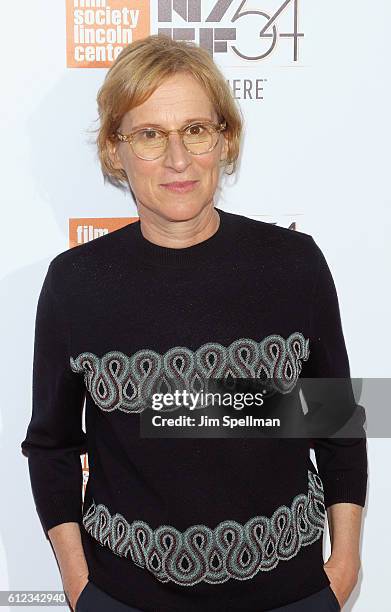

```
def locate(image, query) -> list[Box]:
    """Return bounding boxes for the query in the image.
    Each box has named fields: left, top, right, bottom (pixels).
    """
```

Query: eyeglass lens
left=132, top=123, right=219, bottom=159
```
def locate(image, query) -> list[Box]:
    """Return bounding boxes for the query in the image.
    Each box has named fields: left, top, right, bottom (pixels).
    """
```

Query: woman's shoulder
left=230, top=209, right=318, bottom=258
left=46, top=222, right=133, bottom=293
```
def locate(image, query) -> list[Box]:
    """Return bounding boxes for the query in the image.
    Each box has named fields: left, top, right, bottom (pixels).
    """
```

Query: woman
left=21, top=34, right=367, bottom=611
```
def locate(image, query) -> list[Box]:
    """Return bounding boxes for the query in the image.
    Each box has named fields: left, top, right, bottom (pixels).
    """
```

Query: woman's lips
left=160, top=180, right=199, bottom=193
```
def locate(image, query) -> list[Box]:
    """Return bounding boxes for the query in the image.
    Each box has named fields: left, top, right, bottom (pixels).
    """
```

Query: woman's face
left=110, top=72, right=228, bottom=222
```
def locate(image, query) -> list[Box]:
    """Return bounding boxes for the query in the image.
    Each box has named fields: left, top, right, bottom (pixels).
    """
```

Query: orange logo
left=81, top=453, right=89, bottom=499
left=66, top=0, right=150, bottom=68
left=69, top=217, right=138, bottom=249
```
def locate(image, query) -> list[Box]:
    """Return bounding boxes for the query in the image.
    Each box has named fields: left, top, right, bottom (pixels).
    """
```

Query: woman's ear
left=220, top=131, right=229, bottom=163
left=107, top=139, right=124, bottom=171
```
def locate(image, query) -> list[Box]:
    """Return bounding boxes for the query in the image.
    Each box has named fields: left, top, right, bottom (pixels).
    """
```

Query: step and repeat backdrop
left=2, top=1, right=390, bottom=610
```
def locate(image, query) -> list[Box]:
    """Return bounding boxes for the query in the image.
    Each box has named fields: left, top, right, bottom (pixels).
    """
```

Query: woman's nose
left=163, top=133, right=192, bottom=169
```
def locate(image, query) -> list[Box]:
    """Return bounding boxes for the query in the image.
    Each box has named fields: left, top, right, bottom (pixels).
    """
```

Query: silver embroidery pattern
left=70, top=333, right=310, bottom=413
left=82, top=469, right=324, bottom=586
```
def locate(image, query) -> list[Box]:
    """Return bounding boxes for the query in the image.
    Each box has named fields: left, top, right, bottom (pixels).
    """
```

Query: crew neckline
left=125, top=207, right=241, bottom=269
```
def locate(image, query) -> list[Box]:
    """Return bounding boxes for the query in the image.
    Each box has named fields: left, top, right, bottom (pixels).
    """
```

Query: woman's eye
left=136, top=129, right=165, bottom=141
left=187, top=124, right=205, bottom=135
left=141, top=129, right=158, bottom=139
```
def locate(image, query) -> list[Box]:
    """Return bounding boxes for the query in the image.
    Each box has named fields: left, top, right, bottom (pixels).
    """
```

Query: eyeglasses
left=114, top=120, right=227, bottom=161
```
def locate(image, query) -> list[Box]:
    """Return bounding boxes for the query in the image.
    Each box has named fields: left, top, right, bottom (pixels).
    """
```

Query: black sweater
left=21, top=207, right=367, bottom=612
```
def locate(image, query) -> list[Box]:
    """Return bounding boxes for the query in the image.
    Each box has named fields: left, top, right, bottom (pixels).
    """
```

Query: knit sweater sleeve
left=301, top=237, right=368, bottom=509
left=20, top=260, right=87, bottom=537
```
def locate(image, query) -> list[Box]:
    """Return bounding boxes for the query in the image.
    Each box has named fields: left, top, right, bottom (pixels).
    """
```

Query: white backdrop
left=1, top=1, right=390, bottom=610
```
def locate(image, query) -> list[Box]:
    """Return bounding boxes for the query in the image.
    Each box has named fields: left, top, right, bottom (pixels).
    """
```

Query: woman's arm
left=48, top=522, right=89, bottom=611
left=300, top=237, right=368, bottom=607
left=323, top=503, right=363, bottom=608
left=21, top=259, right=89, bottom=609
left=21, top=259, right=87, bottom=533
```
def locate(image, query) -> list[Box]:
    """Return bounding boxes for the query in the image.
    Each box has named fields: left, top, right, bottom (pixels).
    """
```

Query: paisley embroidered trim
left=82, top=469, right=324, bottom=586
left=70, top=333, right=310, bottom=413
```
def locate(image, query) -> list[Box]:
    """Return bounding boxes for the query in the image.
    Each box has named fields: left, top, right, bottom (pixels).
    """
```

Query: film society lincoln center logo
left=66, top=0, right=304, bottom=67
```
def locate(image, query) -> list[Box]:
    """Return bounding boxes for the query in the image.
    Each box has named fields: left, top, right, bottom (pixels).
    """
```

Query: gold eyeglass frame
left=114, top=120, right=227, bottom=160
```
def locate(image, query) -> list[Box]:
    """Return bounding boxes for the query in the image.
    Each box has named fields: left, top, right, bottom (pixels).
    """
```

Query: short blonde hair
left=90, top=34, right=243, bottom=191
